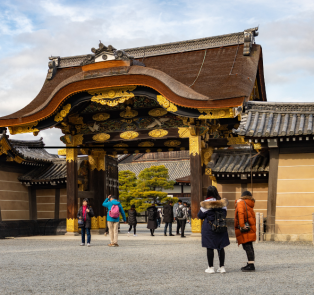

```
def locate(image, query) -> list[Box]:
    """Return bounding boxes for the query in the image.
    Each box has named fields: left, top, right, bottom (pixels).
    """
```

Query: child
left=128, top=205, right=137, bottom=236
left=77, top=198, right=94, bottom=247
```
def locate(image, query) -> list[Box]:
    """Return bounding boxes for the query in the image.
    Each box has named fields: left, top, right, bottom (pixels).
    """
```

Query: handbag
left=237, top=201, right=251, bottom=233
left=78, top=208, right=88, bottom=228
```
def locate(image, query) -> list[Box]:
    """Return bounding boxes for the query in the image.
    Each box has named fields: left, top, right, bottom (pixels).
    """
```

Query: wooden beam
left=267, top=148, right=279, bottom=236
left=54, top=188, right=60, bottom=219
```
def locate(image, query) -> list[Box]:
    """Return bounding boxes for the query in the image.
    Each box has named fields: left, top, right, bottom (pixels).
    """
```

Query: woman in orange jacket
left=234, top=190, right=256, bottom=272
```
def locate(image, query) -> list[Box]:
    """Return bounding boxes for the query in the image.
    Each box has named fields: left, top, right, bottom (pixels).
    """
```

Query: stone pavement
left=1, top=223, right=314, bottom=295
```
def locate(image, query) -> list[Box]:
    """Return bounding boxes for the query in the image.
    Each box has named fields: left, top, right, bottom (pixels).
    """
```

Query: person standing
left=157, top=209, right=162, bottom=227
left=147, top=203, right=158, bottom=236
left=128, top=205, right=137, bottom=236
left=176, top=201, right=188, bottom=238
left=174, top=200, right=182, bottom=235
left=234, top=190, right=256, bottom=272
left=163, top=201, right=174, bottom=236
left=197, top=186, right=230, bottom=274
left=102, top=195, right=126, bottom=247
left=77, top=198, right=94, bottom=247
left=187, top=204, right=191, bottom=226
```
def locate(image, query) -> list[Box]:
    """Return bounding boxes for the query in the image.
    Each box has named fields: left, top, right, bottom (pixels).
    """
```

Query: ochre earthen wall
left=36, top=189, right=55, bottom=219
left=275, top=153, right=314, bottom=240
left=0, top=171, right=29, bottom=220
left=59, top=188, right=67, bottom=219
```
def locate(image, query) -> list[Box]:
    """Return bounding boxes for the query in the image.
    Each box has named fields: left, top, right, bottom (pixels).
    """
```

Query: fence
left=256, top=212, right=314, bottom=245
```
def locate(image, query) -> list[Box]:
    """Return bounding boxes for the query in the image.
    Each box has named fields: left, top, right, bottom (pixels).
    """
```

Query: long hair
left=206, top=185, right=221, bottom=200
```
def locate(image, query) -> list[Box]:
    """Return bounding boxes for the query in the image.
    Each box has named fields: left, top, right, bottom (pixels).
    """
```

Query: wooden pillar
left=190, top=135, right=202, bottom=233
left=55, top=188, right=60, bottom=219
left=267, top=148, right=279, bottom=237
left=28, top=187, right=37, bottom=220
left=66, top=147, right=78, bottom=234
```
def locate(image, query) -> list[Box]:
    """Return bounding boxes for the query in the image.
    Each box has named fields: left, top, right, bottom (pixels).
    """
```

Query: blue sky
left=0, top=0, right=314, bottom=151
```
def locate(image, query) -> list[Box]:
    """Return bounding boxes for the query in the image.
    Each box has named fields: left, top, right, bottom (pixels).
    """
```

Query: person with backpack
left=197, top=186, right=230, bottom=274
left=163, top=201, right=175, bottom=236
left=102, top=195, right=126, bottom=247
left=176, top=201, right=188, bottom=238
left=147, top=203, right=158, bottom=236
left=174, top=200, right=182, bottom=235
left=234, top=190, right=256, bottom=272
left=128, top=204, right=137, bottom=236
left=77, top=198, right=95, bottom=247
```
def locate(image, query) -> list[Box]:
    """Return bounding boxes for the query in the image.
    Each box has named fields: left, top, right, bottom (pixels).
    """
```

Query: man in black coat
left=163, top=201, right=175, bottom=236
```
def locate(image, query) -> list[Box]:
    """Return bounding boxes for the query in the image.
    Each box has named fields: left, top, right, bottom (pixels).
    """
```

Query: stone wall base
left=265, top=233, right=313, bottom=242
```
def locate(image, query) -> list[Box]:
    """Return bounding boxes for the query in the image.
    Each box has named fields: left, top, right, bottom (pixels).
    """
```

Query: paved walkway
left=1, top=224, right=314, bottom=294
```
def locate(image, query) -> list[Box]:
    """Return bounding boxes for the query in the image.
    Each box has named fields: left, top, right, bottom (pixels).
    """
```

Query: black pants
left=128, top=225, right=136, bottom=235
left=207, top=248, right=225, bottom=267
left=150, top=229, right=155, bottom=235
left=242, top=242, right=255, bottom=261
left=176, top=218, right=181, bottom=234
left=179, top=219, right=186, bottom=237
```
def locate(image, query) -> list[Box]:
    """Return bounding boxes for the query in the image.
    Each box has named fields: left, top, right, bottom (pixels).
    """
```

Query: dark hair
left=241, top=190, right=252, bottom=197
left=183, top=202, right=187, bottom=205
left=206, top=186, right=221, bottom=200
left=169, top=201, right=173, bottom=205
left=131, top=204, right=135, bottom=209
left=178, top=200, right=182, bottom=203
left=83, top=198, right=89, bottom=203
left=110, top=195, right=117, bottom=200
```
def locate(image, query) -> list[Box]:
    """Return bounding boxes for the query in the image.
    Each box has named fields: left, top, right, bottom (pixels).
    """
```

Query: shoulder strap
left=243, top=201, right=249, bottom=221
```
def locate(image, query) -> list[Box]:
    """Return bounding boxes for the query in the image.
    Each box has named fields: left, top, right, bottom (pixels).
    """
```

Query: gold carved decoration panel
left=227, top=136, right=247, bottom=145
left=164, top=140, right=181, bottom=147
left=68, top=114, right=84, bottom=125
left=9, top=122, right=39, bottom=135
left=138, top=141, right=154, bottom=147
left=93, top=133, right=110, bottom=142
left=120, top=131, right=139, bottom=140
left=120, top=106, right=138, bottom=118
left=92, top=113, right=110, bottom=121
left=148, top=108, right=168, bottom=117
left=148, top=129, right=168, bottom=138
left=189, top=135, right=201, bottom=156
left=114, top=143, right=128, bottom=150
left=198, top=108, right=235, bottom=119
left=156, top=95, right=178, bottom=112
left=88, top=86, right=136, bottom=106
left=201, top=147, right=214, bottom=166
left=54, top=104, right=71, bottom=122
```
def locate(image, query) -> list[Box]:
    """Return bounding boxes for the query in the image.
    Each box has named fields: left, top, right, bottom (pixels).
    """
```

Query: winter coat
left=163, top=204, right=174, bottom=223
left=77, top=206, right=95, bottom=229
left=176, top=205, right=188, bottom=220
left=146, top=206, right=158, bottom=229
left=234, top=195, right=256, bottom=245
left=128, top=209, right=137, bottom=225
left=102, top=198, right=126, bottom=223
left=197, top=198, right=230, bottom=249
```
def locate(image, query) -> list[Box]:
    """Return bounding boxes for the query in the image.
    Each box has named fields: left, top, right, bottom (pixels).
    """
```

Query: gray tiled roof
left=234, top=101, right=314, bottom=138
left=119, top=160, right=190, bottom=181
left=210, top=149, right=269, bottom=173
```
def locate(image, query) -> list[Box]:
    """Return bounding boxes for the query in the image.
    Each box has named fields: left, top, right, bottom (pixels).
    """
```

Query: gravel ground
left=1, top=224, right=314, bottom=295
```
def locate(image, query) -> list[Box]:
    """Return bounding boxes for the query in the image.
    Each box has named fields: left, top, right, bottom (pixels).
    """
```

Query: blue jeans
left=164, top=222, right=172, bottom=235
left=157, top=218, right=161, bottom=227
left=81, top=227, right=91, bottom=244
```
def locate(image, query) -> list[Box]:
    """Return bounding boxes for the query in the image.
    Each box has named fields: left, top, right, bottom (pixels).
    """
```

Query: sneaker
left=217, top=266, right=226, bottom=273
left=181, top=236, right=186, bottom=238
left=164, top=234, right=167, bottom=236
left=169, top=234, right=175, bottom=236
left=205, top=267, right=215, bottom=274
left=113, top=243, right=119, bottom=247
left=87, top=243, right=91, bottom=247
left=133, top=234, right=137, bottom=237
left=241, top=263, right=255, bottom=272
left=128, top=232, right=130, bottom=237
left=80, top=243, right=85, bottom=246
left=108, top=243, right=114, bottom=247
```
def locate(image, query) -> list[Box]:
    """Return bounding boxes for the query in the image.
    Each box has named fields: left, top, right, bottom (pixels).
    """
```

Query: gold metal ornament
left=114, top=143, right=128, bottom=150
left=168, top=148, right=174, bottom=151
left=178, top=127, right=190, bottom=138
left=189, top=135, right=201, bottom=156
left=148, top=108, right=168, bottom=117
left=157, top=149, right=162, bottom=152
left=98, top=216, right=106, bottom=228
left=146, top=149, right=151, bottom=153
left=0, top=138, right=11, bottom=155
left=55, top=104, right=71, bottom=122
left=164, top=140, right=181, bottom=147
left=201, top=147, right=214, bottom=166
left=134, top=150, right=140, bottom=153
left=92, top=113, right=110, bottom=121
left=198, top=107, right=235, bottom=119
left=120, top=106, right=138, bottom=118
left=88, top=86, right=136, bottom=106
left=66, top=147, right=77, bottom=162
left=227, top=136, right=247, bottom=145
left=180, top=147, right=185, bottom=150
left=93, top=133, right=110, bottom=142
left=138, top=141, right=154, bottom=147
left=254, top=142, right=262, bottom=152
left=68, top=114, right=84, bottom=125
left=148, top=129, right=168, bottom=138
left=58, top=149, right=66, bottom=156
left=91, top=217, right=99, bottom=229
left=156, top=95, right=178, bottom=112
left=120, top=131, right=139, bottom=140
left=8, top=121, right=39, bottom=135
left=66, top=218, right=78, bottom=232
left=191, top=218, right=203, bottom=233
left=123, top=150, right=128, bottom=154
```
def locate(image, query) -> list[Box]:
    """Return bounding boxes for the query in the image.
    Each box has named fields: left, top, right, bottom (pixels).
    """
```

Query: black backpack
left=148, top=210, right=156, bottom=221
left=177, top=207, right=184, bottom=219
left=208, top=210, right=227, bottom=233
